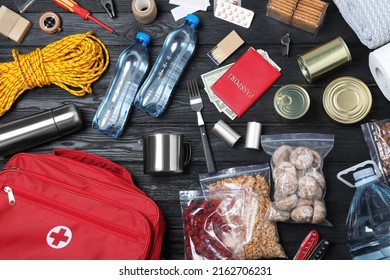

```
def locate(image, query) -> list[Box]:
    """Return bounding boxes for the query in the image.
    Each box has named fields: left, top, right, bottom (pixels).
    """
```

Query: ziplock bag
left=199, top=164, right=287, bottom=259
left=261, top=133, right=334, bottom=226
left=361, top=119, right=390, bottom=184
left=180, top=189, right=246, bottom=260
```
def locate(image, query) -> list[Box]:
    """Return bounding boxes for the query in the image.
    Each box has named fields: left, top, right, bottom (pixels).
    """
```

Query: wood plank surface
left=0, top=0, right=388, bottom=260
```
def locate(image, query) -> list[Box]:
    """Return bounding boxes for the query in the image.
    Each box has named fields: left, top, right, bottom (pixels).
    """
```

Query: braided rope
left=0, top=31, right=109, bottom=117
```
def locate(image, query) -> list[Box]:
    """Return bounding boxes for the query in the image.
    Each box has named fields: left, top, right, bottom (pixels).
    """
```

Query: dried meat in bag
left=179, top=189, right=246, bottom=260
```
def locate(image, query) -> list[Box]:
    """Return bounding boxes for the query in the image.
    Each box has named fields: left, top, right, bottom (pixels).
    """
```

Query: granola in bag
left=199, top=164, right=287, bottom=259
left=261, top=133, right=334, bottom=226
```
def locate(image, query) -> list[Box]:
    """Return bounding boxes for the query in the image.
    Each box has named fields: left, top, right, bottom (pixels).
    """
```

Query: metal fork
left=187, top=78, right=216, bottom=173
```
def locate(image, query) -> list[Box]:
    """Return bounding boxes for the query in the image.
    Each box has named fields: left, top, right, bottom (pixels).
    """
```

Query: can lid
left=323, top=76, right=372, bottom=124
left=274, top=85, right=310, bottom=120
left=136, top=32, right=151, bottom=46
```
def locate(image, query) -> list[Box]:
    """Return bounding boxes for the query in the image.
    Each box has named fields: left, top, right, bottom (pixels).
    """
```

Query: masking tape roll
left=369, top=43, right=390, bottom=101
left=132, top=0, right=157, bottom=24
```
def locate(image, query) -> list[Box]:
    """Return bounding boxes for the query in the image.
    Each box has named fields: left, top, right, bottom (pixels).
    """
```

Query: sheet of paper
left=171, top=5, right=199, bottom=21
left=169, top=0, right=210, bottom=11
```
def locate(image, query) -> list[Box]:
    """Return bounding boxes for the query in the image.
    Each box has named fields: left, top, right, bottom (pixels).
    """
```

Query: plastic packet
left=12, top=0, right=36, bottom=12
left=214, top=0, right=242, bottom=11
left=179, top=189, right=246, bottom=260
left=199, top=164, right=287, bottom=259
left=266, top=0, right=328, bottom=35
left=361, top=119, right=390, bottom=184
left=261, top=133, right=334, bottom=226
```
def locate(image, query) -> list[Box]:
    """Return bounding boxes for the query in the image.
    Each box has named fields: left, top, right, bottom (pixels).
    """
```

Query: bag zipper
left=1, top=169, right=151, bottom=241
left=3, top=186, right=16, bottom=205
left=1, top=185, right=150, bottom=259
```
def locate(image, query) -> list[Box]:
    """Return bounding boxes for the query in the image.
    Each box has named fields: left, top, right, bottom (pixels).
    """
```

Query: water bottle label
left=157, top=55, right=172, bottom=80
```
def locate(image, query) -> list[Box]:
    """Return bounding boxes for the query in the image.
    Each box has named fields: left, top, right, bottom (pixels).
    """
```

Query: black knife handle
left=199, top=125, right=216, bottom=173
left=307, top=240, right=330, bottom=260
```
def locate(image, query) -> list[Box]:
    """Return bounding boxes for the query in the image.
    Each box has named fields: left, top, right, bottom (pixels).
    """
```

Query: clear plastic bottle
left=337, top=161, right=390, bottom=260
left=134, top=14, right=199, bottom=117
left=92, top=32, right=150, bottom=137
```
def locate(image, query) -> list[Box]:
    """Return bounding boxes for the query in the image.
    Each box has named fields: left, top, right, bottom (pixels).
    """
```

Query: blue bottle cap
left=136, top=32, right=151, bottom=46
left=185, top=14, right=200, bottom=28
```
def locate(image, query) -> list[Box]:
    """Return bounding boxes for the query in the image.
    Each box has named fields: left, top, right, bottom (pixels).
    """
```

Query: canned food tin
left=297, top=36, right=352, bottom=83
left=323, top=76, right=372, bottom=124
left=274, top=85, right=310, bottom=120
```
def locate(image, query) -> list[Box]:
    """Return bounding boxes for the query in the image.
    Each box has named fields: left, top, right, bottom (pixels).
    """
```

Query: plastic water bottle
left=134, top=14, right=199, bottom=117
left=337, top=160, right=390, bottom=260
left=92, top=32, right=150, bottom=137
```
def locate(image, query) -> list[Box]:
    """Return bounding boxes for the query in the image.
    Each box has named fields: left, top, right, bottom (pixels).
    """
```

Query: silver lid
left=245, top=121, right=261, bottom=150
left=212, top=120, right=241, bottom=147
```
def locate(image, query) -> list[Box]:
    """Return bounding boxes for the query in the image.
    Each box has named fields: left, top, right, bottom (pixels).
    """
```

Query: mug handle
left=183, top=142, right=192, bottom=166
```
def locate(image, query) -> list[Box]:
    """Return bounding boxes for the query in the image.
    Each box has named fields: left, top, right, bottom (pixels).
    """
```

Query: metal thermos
left=0, top=104, right=84, bottom=156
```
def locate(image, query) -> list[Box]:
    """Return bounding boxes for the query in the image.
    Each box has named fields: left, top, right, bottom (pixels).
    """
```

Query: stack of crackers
left=267, top=0, right=328, bottom=34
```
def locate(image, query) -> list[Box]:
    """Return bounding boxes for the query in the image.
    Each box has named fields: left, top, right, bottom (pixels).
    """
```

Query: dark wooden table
left=1, top=0, right=388, bottom=260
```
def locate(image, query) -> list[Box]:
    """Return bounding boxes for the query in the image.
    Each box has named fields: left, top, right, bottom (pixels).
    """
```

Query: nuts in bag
left=362, top=119, right=390, bottom=184
left=179, top=189, right=246, bottom=260
left=261, top=133, right=334, bottom=226
left=199, top=164, right=287, bottom=260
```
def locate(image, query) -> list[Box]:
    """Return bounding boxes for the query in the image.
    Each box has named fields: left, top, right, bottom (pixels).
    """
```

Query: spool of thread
left=369, top=43, right=390, bottom=101
left=132, top=0, right=157, bottom=24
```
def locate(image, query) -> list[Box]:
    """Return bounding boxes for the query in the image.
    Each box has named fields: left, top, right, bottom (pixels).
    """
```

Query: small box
left=0, top=5, right=32, bottom=43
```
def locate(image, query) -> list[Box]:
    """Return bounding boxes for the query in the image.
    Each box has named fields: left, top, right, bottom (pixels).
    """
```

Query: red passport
left=211, top=48, right=281, bottom=117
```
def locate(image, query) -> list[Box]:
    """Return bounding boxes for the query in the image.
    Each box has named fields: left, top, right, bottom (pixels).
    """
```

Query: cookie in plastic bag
left=261, top=133, right=334, bottom=226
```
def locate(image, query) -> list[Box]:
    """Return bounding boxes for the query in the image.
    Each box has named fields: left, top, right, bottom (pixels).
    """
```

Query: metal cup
left=143, top=133, right=191, bottom=174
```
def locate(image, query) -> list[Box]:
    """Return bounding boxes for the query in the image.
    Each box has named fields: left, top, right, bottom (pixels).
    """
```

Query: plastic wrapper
left=266, top=0, right=328, bottom=35
left=180, top=189, right=246, bottom=260
left=12, top=0, right=36, bottom=12
left=199, top=164, right=287, bottom=260
left=261, top=133, right=334, bottom=226
left=362, top=119, right=390, bottom=184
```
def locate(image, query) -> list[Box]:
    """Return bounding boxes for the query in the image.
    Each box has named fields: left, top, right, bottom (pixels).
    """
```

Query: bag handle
left=52, top=149, right=134, bottom=184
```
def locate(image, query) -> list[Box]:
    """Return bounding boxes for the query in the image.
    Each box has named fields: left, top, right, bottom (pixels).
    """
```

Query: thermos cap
left=52, top=104, right=84, bottom=135
left=212, top=120, right=241, bottom=147
left=245, top=121, right=261, bottom=150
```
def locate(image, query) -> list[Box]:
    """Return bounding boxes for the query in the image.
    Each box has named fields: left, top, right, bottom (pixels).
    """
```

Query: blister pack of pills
left=214, top=1, right=254, bottom=28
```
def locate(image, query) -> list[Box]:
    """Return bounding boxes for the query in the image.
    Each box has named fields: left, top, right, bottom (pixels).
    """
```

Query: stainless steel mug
left=143, top=133, right=192, bottom=174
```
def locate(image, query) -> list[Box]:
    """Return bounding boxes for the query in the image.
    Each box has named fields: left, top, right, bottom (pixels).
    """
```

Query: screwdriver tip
left=112, top=30, right=121, bottom=36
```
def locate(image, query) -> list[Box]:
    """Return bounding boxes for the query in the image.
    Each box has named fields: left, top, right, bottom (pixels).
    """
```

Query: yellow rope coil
left=0, top=31, right=109, bottom=117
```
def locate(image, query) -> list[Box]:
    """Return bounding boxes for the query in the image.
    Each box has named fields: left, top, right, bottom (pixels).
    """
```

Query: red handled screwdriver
left=53, top=0, right=120, bottom=36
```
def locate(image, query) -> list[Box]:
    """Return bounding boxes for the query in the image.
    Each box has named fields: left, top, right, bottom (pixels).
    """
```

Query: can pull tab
left=3, top=186, right=16, bottom=205
left=336, top=160, right=381, bottom=188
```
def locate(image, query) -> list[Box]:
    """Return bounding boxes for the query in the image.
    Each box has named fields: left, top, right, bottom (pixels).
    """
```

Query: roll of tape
left=369, top=43, right=390, bottom=101
left=132, top=0, right=157, bottom=24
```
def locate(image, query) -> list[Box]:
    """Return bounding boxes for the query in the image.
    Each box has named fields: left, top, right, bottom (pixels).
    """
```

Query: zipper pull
left=3, top=186, right=16, bottom=205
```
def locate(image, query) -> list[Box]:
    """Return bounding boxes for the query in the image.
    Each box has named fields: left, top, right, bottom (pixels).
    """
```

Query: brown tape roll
left=132, top=0, right=157, bottom=24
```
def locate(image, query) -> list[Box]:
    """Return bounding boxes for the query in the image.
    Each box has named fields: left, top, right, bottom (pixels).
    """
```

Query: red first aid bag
left=0, top=149, right=165, bottom=260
